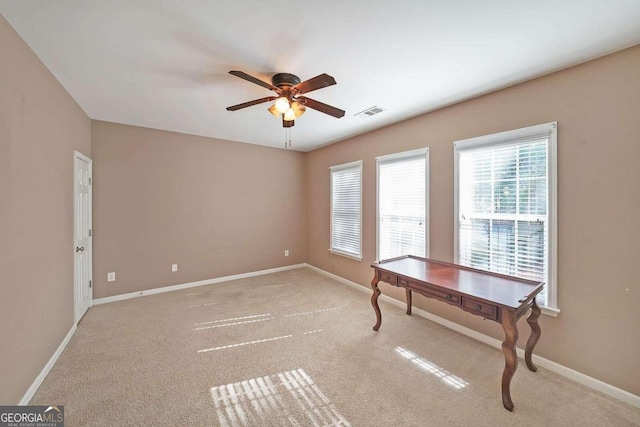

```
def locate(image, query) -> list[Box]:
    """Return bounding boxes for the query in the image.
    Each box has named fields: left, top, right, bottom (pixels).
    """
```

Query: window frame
left=453, top=122, right=558, bottom=316
left=329, top=160, right=363, bottom=261
left=376, top=148, right=430, bottom=261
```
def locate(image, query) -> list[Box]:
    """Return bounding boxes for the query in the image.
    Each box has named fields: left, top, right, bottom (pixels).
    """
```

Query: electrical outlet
left=172, top=264, right=178, bottom=272
left=284, top=250, right=289, bottom=257
left=107, top=272, right=116, bottom=282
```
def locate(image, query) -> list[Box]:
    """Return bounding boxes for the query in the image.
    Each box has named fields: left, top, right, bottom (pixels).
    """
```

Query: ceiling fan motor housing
left=272, top=73, right=301, bottom=89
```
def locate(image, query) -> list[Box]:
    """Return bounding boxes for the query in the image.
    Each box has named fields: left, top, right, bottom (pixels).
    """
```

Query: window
left=330, top=160, right=362, bottom=260
left=377, top=148, right=429, bottom=261
left=454, top=122, right=558, bottom=314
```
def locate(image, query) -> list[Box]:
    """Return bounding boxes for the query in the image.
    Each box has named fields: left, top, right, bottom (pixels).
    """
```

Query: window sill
left=540, top=305, right=560, bottom=317
left=328, top=249, right=362, bottom=262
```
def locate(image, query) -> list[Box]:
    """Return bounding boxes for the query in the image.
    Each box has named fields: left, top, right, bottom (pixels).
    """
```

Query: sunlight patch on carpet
left=189, top=301, right=221, bottom=308
left=195, top=314, right=272, bottom=326
left=194, top=318, right=274, bottom=330
left=395, top=346, right=469, bottom=389
left=283, top=307, right=339, bottom=317
left=210, top=368, right=350, bottom=427
left=198, top=335, right=293, bottom=353
left=198, top=330, right=324, bottom=353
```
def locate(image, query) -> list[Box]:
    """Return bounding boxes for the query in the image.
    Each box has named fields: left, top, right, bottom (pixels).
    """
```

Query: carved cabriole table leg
left=500, top=310, right=519, bottom=411
left=525, top=299, right=542, bottom=372
left=371, top=273, right=382, bottom=331
left=406, top=288, right=412, bottom=315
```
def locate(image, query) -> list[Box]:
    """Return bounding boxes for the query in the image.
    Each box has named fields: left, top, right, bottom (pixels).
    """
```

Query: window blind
left=457, top=138, right=549, bottom=290
left=330, top=161, right=362, bottom=259
left=378, top=152, right=427, bottom=260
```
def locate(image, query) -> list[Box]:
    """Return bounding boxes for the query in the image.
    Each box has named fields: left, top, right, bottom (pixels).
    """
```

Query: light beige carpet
left=32, top=268, right=640, bottom=426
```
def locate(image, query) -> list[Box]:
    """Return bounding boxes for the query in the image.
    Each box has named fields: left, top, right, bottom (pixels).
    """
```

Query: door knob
left=76, top=246, right=85, bottom=252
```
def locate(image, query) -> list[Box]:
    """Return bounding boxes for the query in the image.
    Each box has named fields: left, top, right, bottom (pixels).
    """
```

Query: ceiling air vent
left=355, top=106, right=384, bottom=118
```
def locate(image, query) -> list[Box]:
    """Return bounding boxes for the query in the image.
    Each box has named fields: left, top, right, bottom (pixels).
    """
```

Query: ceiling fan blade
left=297, top=96, right=345, bottom=118
left=229, top=70, right=279, bottom=92
left=226, top=96, right=277, bottom=111
left=293, top=73, right=337, bottom=94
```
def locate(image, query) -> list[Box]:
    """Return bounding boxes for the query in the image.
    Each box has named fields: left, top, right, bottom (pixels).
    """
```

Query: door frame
left=74, top=150, right=93, bottom=323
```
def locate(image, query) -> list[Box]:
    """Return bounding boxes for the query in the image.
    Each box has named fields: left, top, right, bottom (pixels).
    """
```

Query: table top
left=372, top=255, right=544, bottom=309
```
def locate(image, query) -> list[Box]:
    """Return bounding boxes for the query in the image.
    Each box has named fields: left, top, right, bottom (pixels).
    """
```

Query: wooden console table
left=370, top=255, right=543, bottom=411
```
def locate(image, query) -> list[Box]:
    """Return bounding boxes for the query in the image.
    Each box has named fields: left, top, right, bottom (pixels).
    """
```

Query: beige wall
left=91, top=121, right=306, bottom=298
left=0, top=15, right=91, bottom=404
left=307, top=45, right=640, bottom=396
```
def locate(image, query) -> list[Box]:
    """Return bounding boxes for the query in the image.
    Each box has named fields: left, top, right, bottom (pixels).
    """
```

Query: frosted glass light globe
left=284, top=108, right=296, bottom=121
left=274, top=97, right=290, bottom=113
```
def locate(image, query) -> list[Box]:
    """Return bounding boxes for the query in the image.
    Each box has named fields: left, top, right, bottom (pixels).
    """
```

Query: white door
left=74, top=151, right=92, bottom=323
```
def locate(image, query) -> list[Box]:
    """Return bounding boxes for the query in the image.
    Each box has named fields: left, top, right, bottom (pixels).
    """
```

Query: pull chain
left=284, top=127, right=292, bottom=149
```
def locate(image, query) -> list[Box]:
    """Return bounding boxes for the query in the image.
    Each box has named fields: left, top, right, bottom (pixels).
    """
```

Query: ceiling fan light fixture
left=282, top=117, right=294, bottom=128
left=274, top=97, right=290, bottom=114
left=291, top=101, right=306, bottom=118
left=268, top=104, right=280, bottom=118
left=283, top=108, right=296, bottom=121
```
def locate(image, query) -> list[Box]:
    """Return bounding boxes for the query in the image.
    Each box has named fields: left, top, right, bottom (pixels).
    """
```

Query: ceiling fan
left=226, top=71, right=345, bottom=128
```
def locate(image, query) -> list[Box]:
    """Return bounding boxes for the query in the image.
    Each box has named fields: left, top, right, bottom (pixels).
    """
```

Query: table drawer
left=378, top=271, right=398, bottom=285
left=462, top=297, right=498, bottom=321
left=398, top=277, right=412, bottom=287
left=402, top=279, right=460, bottom=306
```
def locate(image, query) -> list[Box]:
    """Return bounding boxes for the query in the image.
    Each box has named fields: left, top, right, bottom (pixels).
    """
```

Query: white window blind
left=330, top=161, right=362, bottom=260
left=377, top=149, right=429, bottom=261
left=454, top=123, right=558, bottom=312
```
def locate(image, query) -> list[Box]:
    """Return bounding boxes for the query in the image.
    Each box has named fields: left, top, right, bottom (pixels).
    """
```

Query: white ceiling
left=2, top=1, right=639, bottom=151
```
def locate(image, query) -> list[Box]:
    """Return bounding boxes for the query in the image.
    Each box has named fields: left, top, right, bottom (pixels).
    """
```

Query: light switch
left=107, top=272, right=116, bottom=282
left=172, top=264, right=178, bottom=272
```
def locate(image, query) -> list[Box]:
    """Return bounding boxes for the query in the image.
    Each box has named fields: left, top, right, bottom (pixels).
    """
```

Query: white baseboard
left=93, top=263, right=307, bottom=305
left=305, top=263, right=640, bottom=409
left=19, top=324, right=77, bottom=405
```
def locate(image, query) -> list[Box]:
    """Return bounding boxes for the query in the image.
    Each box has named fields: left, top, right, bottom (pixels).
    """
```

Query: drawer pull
left=445, top=294, right=452, bottom=300
left=475, top=304, right=482, bottom=310
left=399, top=279, right=408, bottom=286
